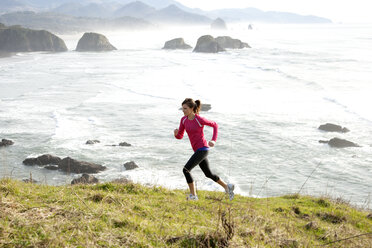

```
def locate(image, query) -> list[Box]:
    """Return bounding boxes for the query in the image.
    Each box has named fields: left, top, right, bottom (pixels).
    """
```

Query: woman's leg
left=199, top=159, right=235, bottom=200
left=199, top=159, right=227, bottom=189
left=183, top=150, right=208, bottom=196
left=188, top=182, right=196, bottom=196
left=217, top=179, right=228, bottom=190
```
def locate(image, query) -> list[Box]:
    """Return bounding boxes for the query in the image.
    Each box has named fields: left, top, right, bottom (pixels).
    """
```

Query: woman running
left=174, top=98, right=234, bottom=201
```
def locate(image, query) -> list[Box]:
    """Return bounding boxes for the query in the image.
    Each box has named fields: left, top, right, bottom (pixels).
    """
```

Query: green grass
left=0, top=178, right=371, bottom=247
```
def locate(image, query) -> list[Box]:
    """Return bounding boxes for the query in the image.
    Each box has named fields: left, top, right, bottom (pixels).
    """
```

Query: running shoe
left=187, top=194, right=199, bottom=201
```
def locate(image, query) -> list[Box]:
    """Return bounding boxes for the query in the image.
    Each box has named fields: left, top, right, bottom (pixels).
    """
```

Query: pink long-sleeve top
left=175, top=114, right=218, bottom=152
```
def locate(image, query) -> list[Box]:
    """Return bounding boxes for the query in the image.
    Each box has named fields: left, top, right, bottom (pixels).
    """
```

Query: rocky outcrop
left=119, top=142, right=131, bottom=147
left=318, top=123, right=349, bottom=133
left=71, top=174, right=99, bottom=185
left=163, top=38, right=192, bottom=49
left=0, top=139, right=14, bottom=147
left=86, top=140, right=100, bottom=145
left=319, top=138, right=360, bottom=148
left=44, top=165, right=59, bottom=170
left=211, top=18, right=227, bottom=30
left=110, top=142, right=132, bottom=147
left=23, top=154, right=61, bottom=166
left=0, top=26, right=67, bottom=53
left=76, top=32, right=117, bottom=52
left=193, top=35, right=225, bottom=53
left=215, top=36, right=250, bottom=49
left=124, top=161, right=139, bottom=170
left=23, top=154, right=106, bottom=173
left=58, top=157, right=106, bottom=174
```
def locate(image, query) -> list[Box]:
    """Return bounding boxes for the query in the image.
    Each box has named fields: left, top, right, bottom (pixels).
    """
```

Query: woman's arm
left=197, top=115, right=218, bottom=142
left=174, top=117, right=186, bottom=139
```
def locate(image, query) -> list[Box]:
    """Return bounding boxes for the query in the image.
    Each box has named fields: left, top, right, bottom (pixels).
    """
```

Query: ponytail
left=194, top=100, right=201, bottom=114
left=182, top=98, right=202, bottom=114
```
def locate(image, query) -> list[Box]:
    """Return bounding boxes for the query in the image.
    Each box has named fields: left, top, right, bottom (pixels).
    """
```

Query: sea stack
left=215, top=36, right=250, bottom=49
left=193, top=35, right=225, bottom=53
left=76, top=32, right=117, bottom=52
left=211, top=18, right=227, bottom=30
left=163, top=38, right=192, bottom=49
left=318, top=123, right=350, bottom=133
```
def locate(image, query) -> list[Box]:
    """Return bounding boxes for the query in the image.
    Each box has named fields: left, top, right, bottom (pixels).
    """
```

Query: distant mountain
left=0, top=11, right=153, bottom=33
left=208, top=8, right=332, bottom=23
left=127, top=0, right=183, bottom=9
left=52, top=2, right=84, bottom=16
left=12, top=0, right=98, bottom=9
left=114, top=1, right=156, bottom=18
left=0, top=0, right=34, bottom=13
left=147, top=4, right=211, bottom=24
left=1, top=0, right=332, bottom=31
left=52, top=2, right=121, bottom=18
left=8, top=0, right=182, bottom=9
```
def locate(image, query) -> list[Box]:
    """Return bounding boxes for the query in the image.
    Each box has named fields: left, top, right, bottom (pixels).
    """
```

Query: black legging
left=183, top=150, right=220, bottom=184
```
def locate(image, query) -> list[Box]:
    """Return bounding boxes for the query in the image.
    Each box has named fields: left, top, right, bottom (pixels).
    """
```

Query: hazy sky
left=177, top=0, right=371, bottom=23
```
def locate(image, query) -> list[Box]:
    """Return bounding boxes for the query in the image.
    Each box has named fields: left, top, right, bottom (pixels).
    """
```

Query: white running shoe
left=226, top=184, right=235, bottom=201
left=187, top=194, right=199, bottom=201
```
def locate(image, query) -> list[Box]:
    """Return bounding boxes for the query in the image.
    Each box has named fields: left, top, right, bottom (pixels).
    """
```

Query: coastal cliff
left=0, top=25, right=67, bottom=53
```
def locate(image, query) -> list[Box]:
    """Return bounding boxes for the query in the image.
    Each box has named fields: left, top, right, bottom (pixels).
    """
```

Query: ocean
left=1, top=23, right=371, bottom=208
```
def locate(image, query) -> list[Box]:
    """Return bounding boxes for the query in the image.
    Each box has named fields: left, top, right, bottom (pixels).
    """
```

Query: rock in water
left=86, top=140, right=100, bottom=145
left=119, top=142, right=131, bottom=147
left=23, top=154, right=62, bottom=166
left=201, top=104, right=211, bottom=111
left=71, top=174, right=99, bottom=185
left=76, top=32, right=117, bottom=52
left=0, top=26, right=67, bottom=52
left=193, top=35, right=225, bottom=53
left=215, top=36, right=250, bottom=49
left=318, top=123, right=349, bottom=133
left=58, top=157, right=106, bottom=173
left=163, top=38, right=192, bottom=49
left=0, top=139, right=14, bottom=147
left=123, top=161, right=139, bottom=170
left=211, top=18, right=227, bottom=30
left=328, top=138, right=360, bottom=148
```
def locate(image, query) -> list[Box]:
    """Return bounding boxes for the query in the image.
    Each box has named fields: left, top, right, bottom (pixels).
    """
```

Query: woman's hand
left=174, top=129, right=179, bottom=136
left=208, top=140, right=215, bottom=147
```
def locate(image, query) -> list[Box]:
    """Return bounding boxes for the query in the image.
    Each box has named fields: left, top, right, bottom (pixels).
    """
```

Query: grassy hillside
left=0, top=178, right=371, bottom=247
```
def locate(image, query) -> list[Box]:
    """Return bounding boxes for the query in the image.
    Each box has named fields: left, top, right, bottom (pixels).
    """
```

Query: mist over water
left=1, top=23, right=371, bottom=208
